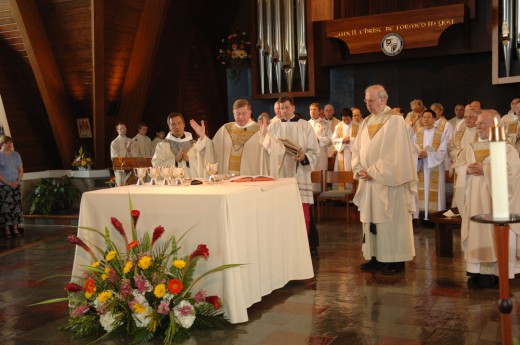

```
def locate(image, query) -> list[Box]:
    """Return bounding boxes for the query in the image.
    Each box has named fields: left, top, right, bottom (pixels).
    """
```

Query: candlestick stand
left=470, top=214, right=520, bottom=345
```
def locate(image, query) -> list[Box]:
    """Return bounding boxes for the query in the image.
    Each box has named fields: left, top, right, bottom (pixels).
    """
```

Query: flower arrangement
left=216, top=31, right=251, bottom=82
left=72, top=146, right=94, bottom=170
left=33, top=199, right=240, bottom=344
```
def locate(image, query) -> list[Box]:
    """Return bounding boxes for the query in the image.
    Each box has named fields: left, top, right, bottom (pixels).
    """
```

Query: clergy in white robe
left=499, top=99, right=520, bottom=153
left=331, top=111, right=353, bottom=173
left=413, top=109, right=449, bottom=221
left=152, top=113, right=206, bottom=179
left=110, top=123, right=139, bottom=158
left=352, top=85, right=417, bottom=274
left=454, top=110, right=520, bottom=287
left=448, top=103, right=465, bottom=131
left=324, top=104, right=340, bottom=160
left=308, top=102, right=331, bottom=171
left=262, top=97, right=320, bottom=244
left=190, top=99, right=266, bottom=176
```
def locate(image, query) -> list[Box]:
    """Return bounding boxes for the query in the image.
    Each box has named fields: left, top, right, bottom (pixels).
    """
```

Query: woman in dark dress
left=0, top=136, right=23, bottom=237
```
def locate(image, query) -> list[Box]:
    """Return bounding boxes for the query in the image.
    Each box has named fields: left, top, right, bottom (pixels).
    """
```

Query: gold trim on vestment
left=507, top=120, right=518, bottom=136
left=365, top=110, right=397, bottom=139
left=225, top=122, right=259, bottom=174
left=470, top=142, right=490, bottom=164
left=351, top=122, right=359, bottom=138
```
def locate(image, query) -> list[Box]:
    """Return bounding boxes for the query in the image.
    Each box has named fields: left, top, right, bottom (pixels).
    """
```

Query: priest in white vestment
left=261, top=96, right=320, bottom=249
left=499, top=98, right=520, bottom=153
left=352, top=85, right=417, bottom=275
left=331, top=109, right=353, bottom=173
left=190, top=99, right=266, bottom=176
left=152, top=112, right=206, bottom=179
left=110, top=123, right=139, bottom=159
left=308, top=102, right=330, bottom=171
left=412, top=108, right=449, bottom=223
left=454, top=109, right=520, bottom=288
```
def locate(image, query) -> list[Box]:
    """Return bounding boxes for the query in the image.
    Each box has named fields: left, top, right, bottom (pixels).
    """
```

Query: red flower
left=65, top=282, right=82, bottom=292
left=131, top=210, right=140, bottom=227
left=151, top=225, right=165, bottom=248
left=167, top=279, right=183, bottom=294
left=84, top=278, right=96, bottom=294
left=111, top=217, right=128, bottom=247
left=189, top=244, right=209, bottom=260
left=127, top=240, right=138, bottom=249
left=67, top=235, right=97, bottom=262
left=205, top=295, right=220, bottom=309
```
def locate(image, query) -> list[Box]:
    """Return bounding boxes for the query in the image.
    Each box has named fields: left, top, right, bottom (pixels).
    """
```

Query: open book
left=230, top=175, right=276, bottom=182
left=282, top=138, right=302, bottom=157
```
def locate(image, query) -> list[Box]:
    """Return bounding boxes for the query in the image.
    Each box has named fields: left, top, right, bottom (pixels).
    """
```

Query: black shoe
left=360, top=257, right=383, bottom=271
left=381, top=262, right=405, bottom=275
left=468, top=274, right=498, bottom=289
left=310, top=247, right=318, bottom=256
left=422, top=219, right=435, bottom=228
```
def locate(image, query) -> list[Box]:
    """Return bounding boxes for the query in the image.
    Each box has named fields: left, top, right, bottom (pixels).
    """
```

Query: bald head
left=476, top=109, right=496, bottom=139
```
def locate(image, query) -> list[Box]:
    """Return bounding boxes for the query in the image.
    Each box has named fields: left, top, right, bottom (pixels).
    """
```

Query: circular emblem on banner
left=381, top=33, right=403, bottom=56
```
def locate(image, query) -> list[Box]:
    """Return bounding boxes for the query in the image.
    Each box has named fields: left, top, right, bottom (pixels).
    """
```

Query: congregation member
left=270, top=100, right=282, bottom=123
left=0, top=136, right=23, bottom=238
left=110, top=122, right=138, bottom=158
left=261, top=96, right=320, bottom=252
left=499, top=97, right=520, bottom=153
left=413, top=108, right=449, bottom=225
left=151, top=126, right=166, bottom=151
left=308, top=102, right=330, bottom=171
left=404, top=99, right=425, bottom=132
left=448, top=103, right=466, bottom=130
left=331, top=108, right=353, bottom=175
left=454, top=109, right=520, bottom=288
left=133, top=122, right=153, bottom=157
left=190, top=99, right=266, bottom=176
left=152, top=112, right=206, bottom=178
left=448, top=108, right=479, bottom=208
left=352, top=84, right=417, bottom=275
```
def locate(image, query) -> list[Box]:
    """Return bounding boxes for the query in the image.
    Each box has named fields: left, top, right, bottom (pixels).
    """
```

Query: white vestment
left=197, top=120, right=266, bottom=176
left=412, top=126, right=448, bottom=220
left=499, top=113, right=520, bottom=153
left=326, top=117, right=340, bottom=158
left=133, top=134, right=153, bottom=158
left=308, top=118, right=331, bottom=171
left=351, top=109, right=417, bottom=262
left=110, top=135, right=139, bottom=159
left=152, top=132, right=206, bottom=178
left=331, top=121, right=352, bottom=172
left=455, top=141, right=520, bottom=277
left=263, top=118, right=320, bottom=204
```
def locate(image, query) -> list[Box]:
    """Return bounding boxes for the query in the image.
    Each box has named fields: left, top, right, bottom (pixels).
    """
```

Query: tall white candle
left=489, top=119, right=509, bottom=220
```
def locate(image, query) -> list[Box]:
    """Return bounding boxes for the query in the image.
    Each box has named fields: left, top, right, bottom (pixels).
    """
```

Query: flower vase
left=78, top=167, right=86, bottom=171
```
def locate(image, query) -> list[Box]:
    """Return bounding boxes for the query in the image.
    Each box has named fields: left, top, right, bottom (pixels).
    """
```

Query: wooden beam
left=114, top=0, right=170, bottom=135
left=91, top=0, right=106, bottom=168
left=9, top=0, right=76, bottom=168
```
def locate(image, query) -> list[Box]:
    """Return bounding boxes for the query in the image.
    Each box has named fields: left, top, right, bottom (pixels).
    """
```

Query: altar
left=71, top=178, right=314, bottom=323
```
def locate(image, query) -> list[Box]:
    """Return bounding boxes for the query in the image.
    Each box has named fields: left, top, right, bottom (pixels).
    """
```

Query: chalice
left=133, top=167, right=147, bottom=186
left=172, top=167, right=185, bottom=186
left=206, top=162, right=218, bottom=183
left=147, top=166, right=161, bottom=186
left=160, top=166, right=173, bottom=185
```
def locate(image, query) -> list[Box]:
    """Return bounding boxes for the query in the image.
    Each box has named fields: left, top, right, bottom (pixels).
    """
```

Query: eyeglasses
left=363, top=98, right=380, bottom=104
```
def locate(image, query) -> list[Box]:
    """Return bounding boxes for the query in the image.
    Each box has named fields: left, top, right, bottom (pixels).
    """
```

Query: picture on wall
left=77, top=118, right=92, bottom=138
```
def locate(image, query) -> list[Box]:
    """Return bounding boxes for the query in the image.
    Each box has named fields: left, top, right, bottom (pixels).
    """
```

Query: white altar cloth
left=71, top=178, right=314, bottom=323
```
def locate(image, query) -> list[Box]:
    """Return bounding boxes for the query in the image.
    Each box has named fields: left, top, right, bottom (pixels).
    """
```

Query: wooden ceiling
left=0, top=0, right=240, bottom=171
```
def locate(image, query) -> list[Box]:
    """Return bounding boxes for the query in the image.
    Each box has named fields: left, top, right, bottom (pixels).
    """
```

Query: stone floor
left=0, top=206, right=519, bottom=345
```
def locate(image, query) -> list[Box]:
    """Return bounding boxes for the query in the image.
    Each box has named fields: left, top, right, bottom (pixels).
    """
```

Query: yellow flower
left=138, top=256, right=152, bottom=270
left=97, top=290, right=112, bottom=302
left=173, top=259, right=186, bottom=269
left=154, top=284, right=166, bottom=298
left=123, top=261, right=133, bottom=274
left=86, top=158, right=92, bottom=163
left=81, top=160, right=87, bottom=166
left=92, top=261, right=100, bottom=267
left=104, top=267, right=110, bottom=273
left=105, top=250, right=117, bottom=261
left=101, top=273, right=108, bottom=281
left=132, top=303, right=146, bottom=314
left=85, top=291, right=93, bottom=298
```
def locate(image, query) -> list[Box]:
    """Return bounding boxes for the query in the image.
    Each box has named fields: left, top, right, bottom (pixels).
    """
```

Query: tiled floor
left=0, top=207, right=519, bottom=344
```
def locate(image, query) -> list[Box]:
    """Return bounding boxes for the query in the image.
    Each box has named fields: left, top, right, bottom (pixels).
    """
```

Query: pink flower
left=157, top=301, right=170, bottom=315
left=134, top=274, right=151, bottom=293
left=189, top=244, right=209, bottom=260
left=71, top=305, right=89, bottom=317
left=120, top=279, right=132, bottom=298
left=194, top=289, right=206, bottom=303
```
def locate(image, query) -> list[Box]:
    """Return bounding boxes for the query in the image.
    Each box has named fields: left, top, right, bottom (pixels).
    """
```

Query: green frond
left=28, top=297, right=69, bottom=306
left=192, top=313, right=230, bottom=329
left=182, top=264, right=243, bottom=298
left=130, top=328, right=155, bottom=344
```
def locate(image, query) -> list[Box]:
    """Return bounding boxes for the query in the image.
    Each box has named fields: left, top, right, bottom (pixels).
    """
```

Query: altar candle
left=489, top=118, right=509, bottom=220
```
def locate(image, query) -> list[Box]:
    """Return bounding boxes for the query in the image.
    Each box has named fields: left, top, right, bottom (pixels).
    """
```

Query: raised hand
left=189, top=119, right=206, bottom=139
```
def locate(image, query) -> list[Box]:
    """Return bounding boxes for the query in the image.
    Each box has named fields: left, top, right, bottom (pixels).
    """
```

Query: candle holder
left=470, top=213, right=520, bottom=345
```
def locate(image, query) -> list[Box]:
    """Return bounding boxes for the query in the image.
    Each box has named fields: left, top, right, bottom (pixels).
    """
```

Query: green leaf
left=182, top=263, right=243, bottom=298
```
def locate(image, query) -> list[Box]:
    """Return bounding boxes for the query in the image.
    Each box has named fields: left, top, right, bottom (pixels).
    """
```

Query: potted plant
left=28, top=175, right=81, bottom=215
